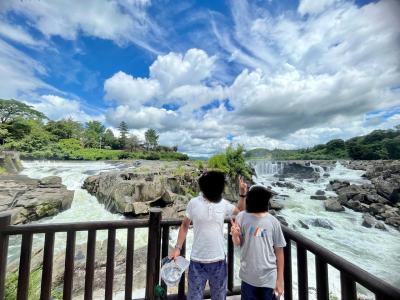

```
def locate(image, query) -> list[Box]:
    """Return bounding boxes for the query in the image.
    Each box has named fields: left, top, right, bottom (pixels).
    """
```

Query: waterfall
left=249, top=159, right=400, bottom=299
left=249, top=160, right=284, bottom=177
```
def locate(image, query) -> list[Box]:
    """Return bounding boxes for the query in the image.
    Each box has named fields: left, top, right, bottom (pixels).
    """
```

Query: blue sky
left=0, top=0, right=399, bottom=156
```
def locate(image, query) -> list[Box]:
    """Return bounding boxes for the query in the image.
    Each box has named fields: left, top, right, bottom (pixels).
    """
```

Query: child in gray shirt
left=231, top=185, right=286, bottom=300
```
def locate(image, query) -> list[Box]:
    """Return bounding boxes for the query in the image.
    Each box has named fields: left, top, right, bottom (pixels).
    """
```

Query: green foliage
left=208, top=145, right=252, bottom=180
left=145, top=128, right=159, bottom=150
left=5, top=267, right=62, bottom=300
left=118, top=121, right=129, bottom=148
left=83, top=120, right=106, bottom=148
left=245, top=126, right=400, bottom=160
left=45, top=118, right=83, bottom=140
left=195, top=160, right=205, bottom=170
left=0, top=99, right=47, bottom=124
left=0, top=166, right=7, bottom=174
left=225, top=145, right=252, bottom=179
left=208, top=153, right=229, bottom=173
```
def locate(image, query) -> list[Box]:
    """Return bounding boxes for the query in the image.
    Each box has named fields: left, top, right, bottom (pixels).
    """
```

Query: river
left=10, top=160, right=400, bottom=299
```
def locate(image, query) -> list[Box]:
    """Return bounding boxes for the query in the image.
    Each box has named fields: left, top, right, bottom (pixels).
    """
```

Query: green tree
left=145, top=128, right=159, bottom=150
left=208, top=145, right=252, bottom=180
left=45, top=118, right=83, bottom=140
left=103, top=129, right=119, bottom=149
left=0, top=99, right=47, bottom=123
left=384, top=137, right=400, bottom=159
left=0, top=128, right=9, bottom=145
left=118, top=121, right=129, bottom=149
left=125, top=134, right=140, bottom=152
left=83, top=121, right=105, bottom=148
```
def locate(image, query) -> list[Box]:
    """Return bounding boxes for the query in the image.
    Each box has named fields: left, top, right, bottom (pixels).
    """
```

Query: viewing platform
left=1, top=208, right=399, bottom=300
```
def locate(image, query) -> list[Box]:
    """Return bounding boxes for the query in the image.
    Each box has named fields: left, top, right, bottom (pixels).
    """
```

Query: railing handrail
left=282, top=225, right=400, bottom=298
left=1, top=214, right=400, bottom=299
left=2, top=218, right=150, bottom=235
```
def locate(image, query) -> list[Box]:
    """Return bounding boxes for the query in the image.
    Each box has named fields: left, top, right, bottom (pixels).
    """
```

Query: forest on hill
left=245, top=126, right=400, bottom=160
left=0, top=99, right=188, bottom=161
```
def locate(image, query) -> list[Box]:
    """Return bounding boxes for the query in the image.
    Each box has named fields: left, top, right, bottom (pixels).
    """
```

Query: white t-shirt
left=186, top=195, right=235, bottom=262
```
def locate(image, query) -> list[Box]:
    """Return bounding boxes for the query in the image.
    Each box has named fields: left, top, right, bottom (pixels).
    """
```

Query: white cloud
left=104, top=71, right=161, bottom=106
left=0, top=19, right=43, bottom=46
left=298, top=0, right=342, bottom=16
left=31, top=95, right=101, bottom=123
left=0, top=0, right=161, bottom=52
left=106, top=105, right=178, bottom=130
left=0, top=39, right=51, bottom=99
left=150, top=48, right=216, bottom=92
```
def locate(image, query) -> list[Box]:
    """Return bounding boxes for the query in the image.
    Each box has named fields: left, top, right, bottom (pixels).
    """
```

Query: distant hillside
left=245, top=126, right=400, bottom=160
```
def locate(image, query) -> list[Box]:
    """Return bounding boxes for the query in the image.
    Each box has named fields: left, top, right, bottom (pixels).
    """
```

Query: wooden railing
left=1, top=209, right=400, bottom=300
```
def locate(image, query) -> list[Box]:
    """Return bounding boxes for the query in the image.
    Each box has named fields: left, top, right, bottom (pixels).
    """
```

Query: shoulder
left=189, top=196, right=202, bottom=205
left=267, top=214, right=282, bottom=227
left=236, top=211, right=246, bottom=223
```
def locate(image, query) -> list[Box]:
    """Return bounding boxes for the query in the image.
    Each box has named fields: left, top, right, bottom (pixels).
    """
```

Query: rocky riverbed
left=82, top=161, right=241, bottom=219
left=0, top=175, right=74, bottom=224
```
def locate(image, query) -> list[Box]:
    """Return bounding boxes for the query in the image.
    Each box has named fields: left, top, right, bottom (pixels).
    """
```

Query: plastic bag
left=160, top=256, right=190, bottom=287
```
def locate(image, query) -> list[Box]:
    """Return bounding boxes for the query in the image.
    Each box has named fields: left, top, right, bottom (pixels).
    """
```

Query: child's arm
left=233, top=175, right=248, bottom=215
left=274, top=247, right=284, bottom=296
left=170, top=217, right=191, bottom=259
left=230, top=218, right=241, bottom=246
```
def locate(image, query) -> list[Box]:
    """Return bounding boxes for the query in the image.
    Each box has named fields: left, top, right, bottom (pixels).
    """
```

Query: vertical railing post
left=178, top=241, right=186, bottom=299
left=0, top=214, right=11, bottom=300
left=161, top=225, right=170, bottom=295
left=297, top=244, right=308, bottom=300
left=283, top=238, right=293, bottom=300
left=145, top=208, right=162, bottom=300
left=227, top=222, right=234, bottom=292
left=340, top=272, right=356, bottom=300
left=315, top=256, right=329, bottom=300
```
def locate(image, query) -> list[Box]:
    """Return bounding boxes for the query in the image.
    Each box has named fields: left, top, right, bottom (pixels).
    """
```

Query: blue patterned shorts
left=187, top=260, right=227, bottom=300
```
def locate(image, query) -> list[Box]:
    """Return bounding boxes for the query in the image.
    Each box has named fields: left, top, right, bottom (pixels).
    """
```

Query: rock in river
left=0, top=175, right=74, bottom=224
left=324, top=198, right=345, bottom=212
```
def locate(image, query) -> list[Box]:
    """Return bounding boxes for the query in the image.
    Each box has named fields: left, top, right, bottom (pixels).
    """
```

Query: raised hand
left=230, top=218, right=241, bottom=246
left=239, top=175, right=248, bottom=195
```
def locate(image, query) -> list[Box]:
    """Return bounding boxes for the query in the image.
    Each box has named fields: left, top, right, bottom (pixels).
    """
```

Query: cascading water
left=250, top=160, right=400, bottom=299
left=8, top=160, right=400, bottom=299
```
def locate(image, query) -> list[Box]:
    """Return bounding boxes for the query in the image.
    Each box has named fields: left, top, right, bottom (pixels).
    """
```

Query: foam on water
left=11, top=160, right=400, bottom=299
left=7, top=161, right=149, bottom=261
left=252, top=160, right=400, bottom=298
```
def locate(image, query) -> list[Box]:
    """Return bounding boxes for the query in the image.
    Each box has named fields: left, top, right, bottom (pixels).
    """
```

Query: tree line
left=245, top=125, right=400, bottom=160
left=0, top=99, right=188, bottom=161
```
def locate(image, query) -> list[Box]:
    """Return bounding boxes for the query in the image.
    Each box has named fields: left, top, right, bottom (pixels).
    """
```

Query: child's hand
left=274, top=279, right=284, bottom=296
left=239, top=175, right=248, bottom=195
left=230, top=218, right=241, bottom=237
left=169, top=247, right=181, bottom=260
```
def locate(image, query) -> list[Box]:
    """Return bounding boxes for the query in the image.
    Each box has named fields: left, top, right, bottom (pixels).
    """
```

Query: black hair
left=198, top=171, right=226, bottom=203
left=246, top=185, right=272, bottom=213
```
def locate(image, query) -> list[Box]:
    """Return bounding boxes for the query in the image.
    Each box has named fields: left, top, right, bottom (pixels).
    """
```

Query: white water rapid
left=250, top=160, right=400, bottom=299
left=7, top=160, right=400, bottom=299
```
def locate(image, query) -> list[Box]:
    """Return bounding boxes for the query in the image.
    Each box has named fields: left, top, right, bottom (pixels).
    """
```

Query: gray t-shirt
left=236, top=211, right=286, bottom=288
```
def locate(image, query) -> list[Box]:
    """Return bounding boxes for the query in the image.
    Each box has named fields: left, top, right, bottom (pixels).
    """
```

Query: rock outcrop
left=0, top=175, right=74, bottom=224
left=328, top=160, right=400, bottom=230
left=0, top=151, right=22, bottom=174
left=83, top=161, right=243, bottom=218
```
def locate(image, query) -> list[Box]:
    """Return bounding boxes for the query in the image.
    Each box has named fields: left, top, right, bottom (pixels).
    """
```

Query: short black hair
left=198, top=171, right=225, bottom=203
left=246, top=185, right=272, bottom=213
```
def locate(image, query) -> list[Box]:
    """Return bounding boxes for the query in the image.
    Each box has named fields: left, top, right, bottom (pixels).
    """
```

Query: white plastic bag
left=160, top=256, right=190, bottom=287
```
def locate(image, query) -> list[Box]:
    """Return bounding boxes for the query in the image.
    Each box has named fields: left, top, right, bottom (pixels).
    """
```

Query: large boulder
left=83, top=161, right=242, bottom=218
left=0, top=175, right=74, bottom=224
left=281, top=162, right=318, bottom=180
left=362, top=214, right=376, bottom=228
left=310, top=218, right=334, bottom=230
left=324, top=198, right=345, bottom=212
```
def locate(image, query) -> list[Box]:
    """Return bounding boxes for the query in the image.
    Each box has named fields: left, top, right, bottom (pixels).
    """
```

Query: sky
left=0, top=0, right=399, bottom=156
